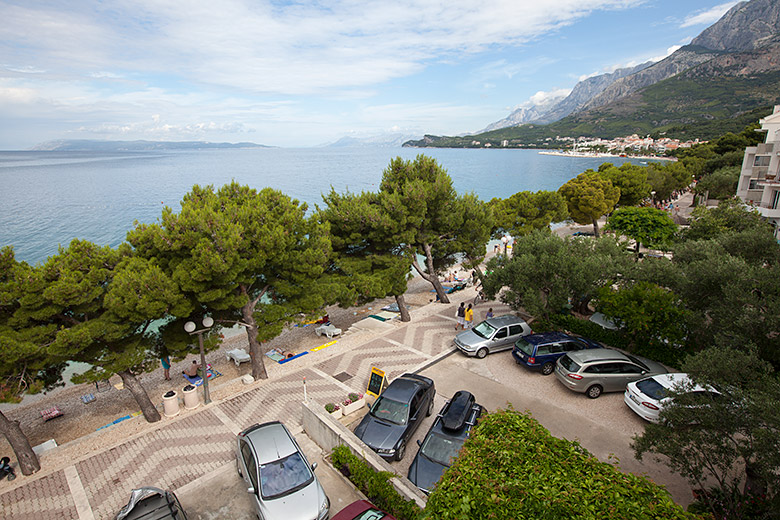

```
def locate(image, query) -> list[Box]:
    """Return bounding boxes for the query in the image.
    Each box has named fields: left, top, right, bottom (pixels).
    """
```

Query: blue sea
left=0, top=147, right=654, bottom=265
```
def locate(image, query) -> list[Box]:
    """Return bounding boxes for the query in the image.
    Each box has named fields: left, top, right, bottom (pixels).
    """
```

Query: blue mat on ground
left=182, top=368, right=221, bottom=387
left=279, top=351, right=308, bottom=364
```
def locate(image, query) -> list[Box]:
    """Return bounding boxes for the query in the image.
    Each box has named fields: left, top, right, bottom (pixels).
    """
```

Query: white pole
left=303, top=376, right=308, bottom=402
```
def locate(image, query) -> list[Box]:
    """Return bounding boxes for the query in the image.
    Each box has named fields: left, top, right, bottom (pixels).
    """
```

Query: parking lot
left=381, top=347, right=692, bottom=506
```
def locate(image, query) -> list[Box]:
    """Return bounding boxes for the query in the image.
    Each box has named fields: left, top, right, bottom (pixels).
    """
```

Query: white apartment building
left=736, top=105, right=780, bottom=238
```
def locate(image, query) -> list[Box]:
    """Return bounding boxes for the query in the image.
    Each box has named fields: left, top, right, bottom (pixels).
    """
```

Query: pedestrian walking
left=456, top=302, right=466, bottom=330
left=485, top=307, right=494, bottom=319
left=160, top=355, right=171, bottom=380
left=465, top=304, right=474, bottom=329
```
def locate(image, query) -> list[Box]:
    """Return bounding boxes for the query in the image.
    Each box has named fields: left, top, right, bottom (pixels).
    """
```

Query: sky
left=0, top=0, right=743, bottom=149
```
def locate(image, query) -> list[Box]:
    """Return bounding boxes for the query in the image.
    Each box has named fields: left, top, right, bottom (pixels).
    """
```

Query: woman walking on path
left=465, top=304, right=474, bottom=329
left=160, top=356, right=171, bottom=380
left=456, top=302, right=466, bottom=330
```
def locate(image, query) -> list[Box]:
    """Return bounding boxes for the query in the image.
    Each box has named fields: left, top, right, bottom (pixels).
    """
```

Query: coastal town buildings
left=736, top=105, right=780, bottom=238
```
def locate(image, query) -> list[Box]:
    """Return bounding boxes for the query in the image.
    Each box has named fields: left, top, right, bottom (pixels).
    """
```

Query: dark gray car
left=354, top=373, right=435, bottom=461
left=554, top=348, right=667, bottom=398
left=453, top=315, right=532, bottom=358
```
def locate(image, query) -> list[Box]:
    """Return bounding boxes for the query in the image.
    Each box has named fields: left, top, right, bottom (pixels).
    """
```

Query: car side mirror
left=247, top=487, right=255, bottom=495
left=311, top=462, right=318, bottom=471
left=417, top=439, right=422, bottom=446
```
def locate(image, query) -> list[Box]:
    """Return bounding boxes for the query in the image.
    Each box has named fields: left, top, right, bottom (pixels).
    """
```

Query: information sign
left=366, top=366, right=386, bottom=398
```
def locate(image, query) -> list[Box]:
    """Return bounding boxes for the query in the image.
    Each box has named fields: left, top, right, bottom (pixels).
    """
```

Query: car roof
left=522, top=331, right=572, bottom=345
left=566, top=348, right=628, bottom=364
left=484, top=315, right=525, bottom=328
left=243, top=422, right=297, bottom=465
left=382, top=376, right=424, bottom=402
left=431, top=392, right=482, bottom=441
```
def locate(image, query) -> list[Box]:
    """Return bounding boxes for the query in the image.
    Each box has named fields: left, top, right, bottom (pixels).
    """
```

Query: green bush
left=424, top=408, right=700, bottom=520
left=330, top=445, right=422, bottom=520
left=548, top=314, right=685, bottom=369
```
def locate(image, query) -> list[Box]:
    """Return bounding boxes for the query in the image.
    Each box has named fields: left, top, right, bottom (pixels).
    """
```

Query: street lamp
left=184, top=316, right=214, bottom=405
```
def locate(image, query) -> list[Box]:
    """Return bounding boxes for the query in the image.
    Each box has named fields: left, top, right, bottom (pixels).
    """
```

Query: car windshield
left=420, top=432, right=464, bottom=466
left=259, top=451, right=313, bottom=499
left=558, top=355, right=580, bottom=372
left=352, top=509, right=387, bottom=520
left=514, top=338, right=534, bottom=356
left=626, top=354, right=650, bottom=371
left=472, top=321, right=496, bottom=339
left=370, top=397, right=409, bottom=425
left=636, top=378, right=666, bottom=400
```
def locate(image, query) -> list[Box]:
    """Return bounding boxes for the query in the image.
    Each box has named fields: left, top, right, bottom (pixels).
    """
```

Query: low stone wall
left=300, top=399, right=427, bottom=509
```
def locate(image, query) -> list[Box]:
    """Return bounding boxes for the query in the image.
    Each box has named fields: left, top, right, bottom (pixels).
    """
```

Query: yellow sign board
left=366, top=366, right=386, bottom=398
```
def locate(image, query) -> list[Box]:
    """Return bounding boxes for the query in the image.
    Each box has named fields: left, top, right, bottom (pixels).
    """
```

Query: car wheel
left=586, top=385, right=603, bottom=399
left=426, top=397, right=434, bottom=416
left=396, top=441, right=406, bottom=461
left=541, top=362, right=555, bottom=376
left=476, top=347, right=488, bottom=359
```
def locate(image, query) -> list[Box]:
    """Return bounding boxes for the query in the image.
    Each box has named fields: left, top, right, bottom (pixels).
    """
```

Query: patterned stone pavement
left=0, top=293, right=479, bottom=519
left=0, top=469, right=78, bottom=520
left=76, top=411, right=235, bottom=520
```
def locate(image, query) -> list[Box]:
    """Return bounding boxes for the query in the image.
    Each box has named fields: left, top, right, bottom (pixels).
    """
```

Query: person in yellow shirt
left=464, top=303, right=474, bottom=328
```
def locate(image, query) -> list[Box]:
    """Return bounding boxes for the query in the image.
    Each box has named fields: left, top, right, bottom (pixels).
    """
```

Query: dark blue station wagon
left=512, top=332, right=602, bottom=375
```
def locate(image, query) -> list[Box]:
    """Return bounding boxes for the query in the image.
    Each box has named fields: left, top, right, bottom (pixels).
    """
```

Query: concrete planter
left=326, top=406, right=342, bottom=419
left=342, top=397, right=365, bottom=416
left=162, top=391, right=180, bottom=418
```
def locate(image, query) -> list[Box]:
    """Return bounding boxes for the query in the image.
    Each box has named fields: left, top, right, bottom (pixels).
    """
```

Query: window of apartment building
left=749, top=179, right=760, bottom=190
left=754, top=155, right=771, bottom=167
left=773, top=190, right=780, bottom=210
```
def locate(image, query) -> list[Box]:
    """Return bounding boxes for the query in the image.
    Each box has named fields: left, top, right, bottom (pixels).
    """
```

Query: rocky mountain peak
left=691, top=0, right=780, bottom=52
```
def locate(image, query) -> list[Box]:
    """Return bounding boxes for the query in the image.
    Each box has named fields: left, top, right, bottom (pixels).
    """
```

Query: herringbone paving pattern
left=315, top=337, right=428, bottom=391
left=0, top=469, right=77, bottom=520
left=0, top=296, right=479, bottom=519
left=77, top=410, right=234, bottom=520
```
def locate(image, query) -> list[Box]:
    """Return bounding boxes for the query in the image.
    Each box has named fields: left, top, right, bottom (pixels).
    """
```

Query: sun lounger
left=315, top=323, right=342, bottom=338
left=40, top=406, right=63, bottom=421
left=225, top=348, right=251, bottom=367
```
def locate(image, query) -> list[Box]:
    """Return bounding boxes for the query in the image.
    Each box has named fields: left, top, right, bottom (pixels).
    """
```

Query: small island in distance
left=31, top=139, right=273, bottom=152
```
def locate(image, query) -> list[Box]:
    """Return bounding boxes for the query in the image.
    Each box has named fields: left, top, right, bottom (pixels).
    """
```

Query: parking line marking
left=64, top=465, right=95, bottom=520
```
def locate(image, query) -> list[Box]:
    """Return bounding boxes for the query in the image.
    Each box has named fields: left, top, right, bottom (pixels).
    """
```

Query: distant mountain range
left=32, top=139, right=272, bottom=151
left=324, top=133, right=421, bottom=147
left=406, top=0, right=780, bottom=148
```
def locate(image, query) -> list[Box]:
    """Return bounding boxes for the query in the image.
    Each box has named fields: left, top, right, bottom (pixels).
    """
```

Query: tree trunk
left=394, top=294, right=411, bottom=322
left=0, top=410, right=40, bottom=476
left=117, top=370, right=161, bottom=423
left=242, top=300, right=268, bottom=380
left=744, top=462, right=767, bottom=497
left=591, top=218, right=601, bottom=238
left=410, top=242, right=450, bottom=304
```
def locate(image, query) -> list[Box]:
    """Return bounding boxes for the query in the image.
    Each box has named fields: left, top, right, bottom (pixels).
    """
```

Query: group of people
left=455, top=302, right=492, bottom=330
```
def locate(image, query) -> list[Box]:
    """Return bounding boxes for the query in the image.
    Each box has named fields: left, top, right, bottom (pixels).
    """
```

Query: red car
left=331, top=500, right=395, bottom=520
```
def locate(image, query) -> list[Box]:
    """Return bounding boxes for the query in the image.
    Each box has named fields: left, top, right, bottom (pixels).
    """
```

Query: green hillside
left=406, top=61, right=780, bottom=148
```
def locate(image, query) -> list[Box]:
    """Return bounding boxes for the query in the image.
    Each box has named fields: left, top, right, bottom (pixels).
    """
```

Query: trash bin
left=162, top=390, right=179, bottom=417
left=182, top=384, right=200, bottom=410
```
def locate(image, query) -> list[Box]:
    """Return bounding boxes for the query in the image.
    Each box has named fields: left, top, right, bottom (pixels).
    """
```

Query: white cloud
left=528, top=88, right=571, bottom=106
left=0, top=1, right=645, bottom=95
left=680, top=1, right=740, bottom=28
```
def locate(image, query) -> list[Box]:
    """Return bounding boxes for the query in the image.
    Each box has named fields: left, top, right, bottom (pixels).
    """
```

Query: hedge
left=330, top=445, right=422, bottom=520
left=547, top=314, right=685, bottom=369
left=423, top=408, right=700, bottom=520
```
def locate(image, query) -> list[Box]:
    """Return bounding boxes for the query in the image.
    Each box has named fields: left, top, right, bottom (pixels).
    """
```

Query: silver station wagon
left=236, top=421, right=330, bottom=520
left=554, top=348, right=667, bottom=399
left=454, top=315, right=532, bottom=358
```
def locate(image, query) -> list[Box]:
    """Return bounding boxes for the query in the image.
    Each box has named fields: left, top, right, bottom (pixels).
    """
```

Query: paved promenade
left=0, top=289, right=484, bottom=519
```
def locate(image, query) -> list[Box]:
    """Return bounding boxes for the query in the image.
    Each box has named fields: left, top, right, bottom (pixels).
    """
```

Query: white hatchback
left=624, top=372, right=719, bottom=423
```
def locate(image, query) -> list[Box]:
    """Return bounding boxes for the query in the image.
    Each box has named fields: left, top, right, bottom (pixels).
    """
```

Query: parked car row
left=351, top=372, right=486, bottom=496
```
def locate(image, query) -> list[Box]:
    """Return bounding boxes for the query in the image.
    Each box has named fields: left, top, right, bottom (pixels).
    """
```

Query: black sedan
left=354, top=373, right=436, bottom=461
left=407, top=390, right=483, bottom=494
